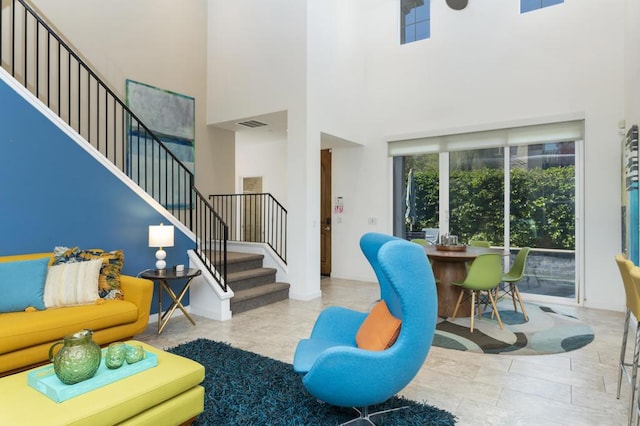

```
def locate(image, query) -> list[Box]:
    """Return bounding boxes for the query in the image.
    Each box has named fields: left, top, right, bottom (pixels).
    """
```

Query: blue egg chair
left=293, top=232, right=438, bottom=425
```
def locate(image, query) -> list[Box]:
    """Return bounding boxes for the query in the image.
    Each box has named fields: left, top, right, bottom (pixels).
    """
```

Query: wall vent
left=237, top=120, right=268, bottom=128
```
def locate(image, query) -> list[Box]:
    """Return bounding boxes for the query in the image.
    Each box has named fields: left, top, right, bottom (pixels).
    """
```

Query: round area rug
left=433, top=300, right=594, bottom=355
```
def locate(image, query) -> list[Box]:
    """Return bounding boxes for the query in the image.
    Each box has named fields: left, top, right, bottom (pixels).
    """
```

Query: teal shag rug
left=168, top=338, right=456, bottom=425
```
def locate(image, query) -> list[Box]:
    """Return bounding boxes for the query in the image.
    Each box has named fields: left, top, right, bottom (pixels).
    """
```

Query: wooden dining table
left=423, top=245, right=506, bottom=318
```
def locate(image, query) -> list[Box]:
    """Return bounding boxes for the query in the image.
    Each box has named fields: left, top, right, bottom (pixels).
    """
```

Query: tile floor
left=137, top=277, right=632, bottom=426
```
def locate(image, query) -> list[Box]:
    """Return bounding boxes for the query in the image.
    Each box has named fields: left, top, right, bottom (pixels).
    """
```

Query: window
left=509, top=142, right=576, bottom=298
left=449, top=148, right=505, bottom=247
left=521, top=0, right=563, bottom=14
left=401, top=0, right=430, bottom=45
left=391, top=120, right=583, bottom=302
left=402, top=153, right=439, bottom=235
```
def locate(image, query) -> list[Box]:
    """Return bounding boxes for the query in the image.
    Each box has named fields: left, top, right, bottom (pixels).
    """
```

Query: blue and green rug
left=434, top=300, right=594, bottom=355
left=168, top=338, right=456, bottom=425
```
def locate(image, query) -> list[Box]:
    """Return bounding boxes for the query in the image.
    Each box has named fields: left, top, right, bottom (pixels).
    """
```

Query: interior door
left=321, top=149, right=332, bottom=275
left=242, top=176, right=263, bottom=242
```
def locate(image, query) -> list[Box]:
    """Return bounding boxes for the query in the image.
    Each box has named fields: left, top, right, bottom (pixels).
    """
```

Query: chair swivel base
left=340, top=405, right=409, bottom=426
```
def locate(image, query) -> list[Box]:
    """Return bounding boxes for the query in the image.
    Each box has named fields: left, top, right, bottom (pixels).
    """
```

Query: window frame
left=521, top=0, right=564, bottom=14
left=390, top=120, right=584, bottom=305
left=401, top=0, right=430, bottom=45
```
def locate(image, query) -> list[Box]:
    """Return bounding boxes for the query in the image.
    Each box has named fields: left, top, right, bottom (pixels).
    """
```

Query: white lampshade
left=148, top=224, right=174, bottom=270
left=148, top=224, right=174, bottom=248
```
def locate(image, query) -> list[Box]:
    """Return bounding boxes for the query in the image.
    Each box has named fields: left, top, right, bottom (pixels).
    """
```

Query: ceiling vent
left=237, top=120, right=268, bottom=129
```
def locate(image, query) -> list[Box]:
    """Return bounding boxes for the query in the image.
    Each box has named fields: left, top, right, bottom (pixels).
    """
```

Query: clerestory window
left=401, top=0, right=430, bottom=45
left=521, top=0, right=564, bottom=14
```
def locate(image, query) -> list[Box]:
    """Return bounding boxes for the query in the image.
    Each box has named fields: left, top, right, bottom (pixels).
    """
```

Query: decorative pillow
left=44, top=258, right=102, bottom=308
left=355, top=300, right=402, bottom=351
left=0, top=257, right=49, bottom=313
left=52, top=246, right=124, bottom=299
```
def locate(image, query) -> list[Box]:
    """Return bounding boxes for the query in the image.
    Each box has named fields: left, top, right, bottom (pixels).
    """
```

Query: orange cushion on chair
left=356, top=300, right=402, bottom=351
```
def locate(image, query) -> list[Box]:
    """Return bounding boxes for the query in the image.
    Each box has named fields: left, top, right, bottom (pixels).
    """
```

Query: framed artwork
left=126, top=80, right=195, bottom=208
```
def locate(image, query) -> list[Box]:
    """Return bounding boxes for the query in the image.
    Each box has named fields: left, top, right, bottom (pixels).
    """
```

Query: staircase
left=0, top=0, right=290, bottom=317
left=224, top=252, right=290, bottom=314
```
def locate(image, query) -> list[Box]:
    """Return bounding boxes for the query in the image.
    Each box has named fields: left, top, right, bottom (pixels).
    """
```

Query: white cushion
left=44, top=258, right=102, bottom=308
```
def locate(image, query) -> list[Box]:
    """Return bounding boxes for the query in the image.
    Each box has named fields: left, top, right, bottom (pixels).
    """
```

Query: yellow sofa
left=0, top=252, right=153, bottom=376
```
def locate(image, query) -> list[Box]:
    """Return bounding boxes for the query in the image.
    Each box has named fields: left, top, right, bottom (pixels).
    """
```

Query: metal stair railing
left=0, top=0, right=227, bottom=291
left=209, top=193, right=287, bottom=264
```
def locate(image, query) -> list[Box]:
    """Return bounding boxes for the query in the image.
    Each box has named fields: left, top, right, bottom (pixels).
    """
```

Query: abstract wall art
left=126, top=80, right=195, bottom=208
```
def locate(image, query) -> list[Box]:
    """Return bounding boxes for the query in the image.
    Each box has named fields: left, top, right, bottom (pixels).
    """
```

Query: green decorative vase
left=49, top=329, right=102, bottom=385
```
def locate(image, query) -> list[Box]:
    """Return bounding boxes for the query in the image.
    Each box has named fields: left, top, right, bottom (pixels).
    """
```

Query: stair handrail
left=1, top=0, right=228, bottom=291
left=209, top=193, right=287, bottom=264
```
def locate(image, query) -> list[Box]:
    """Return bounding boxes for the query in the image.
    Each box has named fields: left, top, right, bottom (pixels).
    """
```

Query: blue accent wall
left=0, top=77, right=193, bottom=313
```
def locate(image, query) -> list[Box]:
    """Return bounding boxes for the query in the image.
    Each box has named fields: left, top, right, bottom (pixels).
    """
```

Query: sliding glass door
left=394, top=132, right=580, bottom=302
left=508, top=142, right=576, bottom=298
left=449, top=148, right=504, bottom=247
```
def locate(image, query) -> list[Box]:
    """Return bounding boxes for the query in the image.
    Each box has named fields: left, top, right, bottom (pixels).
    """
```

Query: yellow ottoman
left=0, top=341, right=205, bottom=426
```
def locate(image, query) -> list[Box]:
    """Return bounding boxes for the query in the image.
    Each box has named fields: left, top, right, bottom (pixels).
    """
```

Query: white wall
left=307, top=0, right=367, bottom=144
left=30, top=0, right=214, bottom=192
left=205, top=0, right=633, bottom=310
left=206, top=0, right=306, bottom=125
left=325, top=0, right=628, bottom=311
left=330, top=143, right=392, bottom=281
left=362, top=0, right=622, bottom=134
left=203, top=126, right=236, bottom=196
left=236, top=131, right=287, bottom=202
left=208, top=0, right=323, bottom=300
left=626, top=0, right=640, bottom=127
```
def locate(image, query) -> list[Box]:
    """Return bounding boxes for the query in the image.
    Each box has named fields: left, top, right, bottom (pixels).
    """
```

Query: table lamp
left=148, top=223, right=174, bottom=270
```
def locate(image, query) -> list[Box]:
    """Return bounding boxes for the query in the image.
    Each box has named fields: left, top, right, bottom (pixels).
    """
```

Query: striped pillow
left=52, top=246, right=124, bottom=300
left=43, top=258, right=102, bottom=308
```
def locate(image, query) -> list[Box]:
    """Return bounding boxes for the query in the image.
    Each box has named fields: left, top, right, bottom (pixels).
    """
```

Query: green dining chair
left=465, top=240, right=491, bottom=272
left=451, top=253, right=503, bottom=332
left=498, top=247, right=531, bottom=321
left=469, top=240, right=491, bottom=248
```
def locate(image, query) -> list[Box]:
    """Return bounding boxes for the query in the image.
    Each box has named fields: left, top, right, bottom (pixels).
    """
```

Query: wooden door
left=320, top=149, right=332, bottom=275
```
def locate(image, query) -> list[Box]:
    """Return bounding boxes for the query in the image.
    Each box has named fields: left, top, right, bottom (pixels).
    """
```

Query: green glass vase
left=48, top=329, right=102, bottom=385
